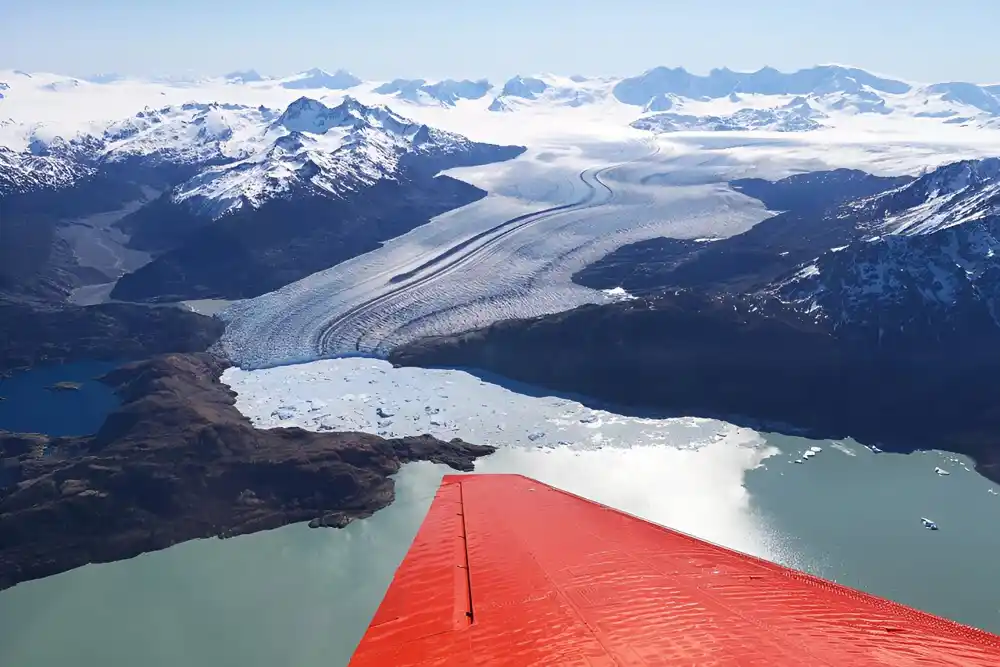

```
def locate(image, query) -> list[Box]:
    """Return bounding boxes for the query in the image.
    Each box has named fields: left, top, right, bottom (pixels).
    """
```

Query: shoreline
left=424, top=362, right=1000, bottom=485
left=387, top=298, right=1000, bottom=487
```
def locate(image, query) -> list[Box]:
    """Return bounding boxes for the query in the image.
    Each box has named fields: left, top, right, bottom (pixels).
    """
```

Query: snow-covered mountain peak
left=26, top=133, right=104, bottom=162
left=486, top=74, right=611, bottom=112
left=500, top=75, right=548, bottom=99
left=225, top=69, right=265, bottom=84
left=373, top=79, right=426, bottom=99
left=633, top=99, right=824, bottom=133
left=421, top=79, right=492, bottom=105
left=784, top=95, right=812, bottom=109
left=0, top=86, right=496, bottom=214
left=0, top=145, right=92, bottom=196
left=917, top=158, right=1000, bottom=197
left=371, top=78, right=493, bottom=106
left=808, top=68, right=867, bottom=95
left=168, top=96, right=495, bottom=218
left=276, top=97, right=342, bottom=133
left=276, top=96, right=415, bottom=136
left=101, top=102, right=277, bottom=164
left=925, top=82, right=1000, bottom=115
left=270, top=130, right=312, bottom=153
left=280, top=68, right=361, bottom=90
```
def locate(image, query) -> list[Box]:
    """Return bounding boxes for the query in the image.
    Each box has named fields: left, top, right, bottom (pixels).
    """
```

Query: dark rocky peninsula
left=0, top=353, right=494, bottom=590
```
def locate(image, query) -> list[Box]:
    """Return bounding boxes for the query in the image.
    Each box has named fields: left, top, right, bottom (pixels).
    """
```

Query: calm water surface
left=1, top=360, right=998, bottom=666
left=746, top=436, right=1000, bottom=631
left=0, top=361, right=121, bottom=435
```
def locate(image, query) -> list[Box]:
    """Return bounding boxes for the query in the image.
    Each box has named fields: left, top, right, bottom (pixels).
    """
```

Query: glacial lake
left=1, top=358, right=998, bottom=666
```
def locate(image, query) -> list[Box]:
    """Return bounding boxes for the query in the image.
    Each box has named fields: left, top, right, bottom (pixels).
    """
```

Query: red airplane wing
left=350, top=474, right=1000, bottom=666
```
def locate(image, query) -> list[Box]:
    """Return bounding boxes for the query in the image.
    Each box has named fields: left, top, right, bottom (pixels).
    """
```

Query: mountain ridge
left=0, top=95, right=525, bottom=304
left=577, top=157, right=1000, bottom=343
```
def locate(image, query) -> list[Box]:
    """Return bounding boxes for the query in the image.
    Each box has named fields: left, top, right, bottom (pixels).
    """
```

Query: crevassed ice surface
left=216, top=136, right=773, bottom=368
left=220, top=130, right=1000, bottom=369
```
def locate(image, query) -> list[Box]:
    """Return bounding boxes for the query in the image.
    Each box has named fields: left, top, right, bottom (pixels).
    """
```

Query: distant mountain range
left=5, top=64, right=1000, bottom=138
left=4, top=95, right=506, bottom=201
left=631, top=97, right=824, bottom=133
left=3, top=62, right=1000, bottom=307
left=373, top=78, right=492, bottom=106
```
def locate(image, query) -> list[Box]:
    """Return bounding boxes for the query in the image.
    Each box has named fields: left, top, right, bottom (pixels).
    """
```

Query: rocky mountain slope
left=160, top=96, right=506, bottom=218
left=0, top=95, right=525, bottom=303
left=107, top=97, right=524, bottom=300
left=575, top=168, right=914, bottom=295
left=111, top=171, right=491, bottom=301
left=579, top=158, right=1000, bottom=345
left=0, top=301, right=224, bottom=373
left=0, top=147, right=91, bottom=196
left=773, top=158, right=1000, bottom=343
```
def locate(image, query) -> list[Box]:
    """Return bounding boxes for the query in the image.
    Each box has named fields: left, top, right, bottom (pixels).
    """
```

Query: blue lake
left=0, top=361, right=122, bottom=436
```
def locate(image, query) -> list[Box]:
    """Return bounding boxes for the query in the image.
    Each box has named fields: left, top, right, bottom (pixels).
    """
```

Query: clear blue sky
left=2, top=0, right=998, bottom=83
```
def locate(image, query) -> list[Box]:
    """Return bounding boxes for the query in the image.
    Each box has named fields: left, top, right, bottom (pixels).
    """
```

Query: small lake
left=0, top=361, right=122, bottom=436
